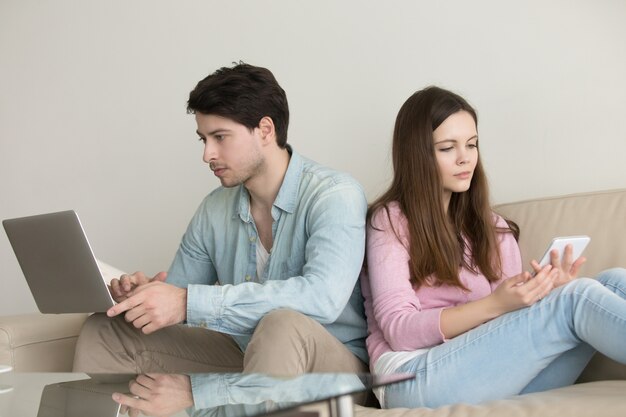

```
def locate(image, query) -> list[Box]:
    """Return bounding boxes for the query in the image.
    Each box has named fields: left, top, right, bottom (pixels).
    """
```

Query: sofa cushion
left=354, top=381, right=626, bottom=417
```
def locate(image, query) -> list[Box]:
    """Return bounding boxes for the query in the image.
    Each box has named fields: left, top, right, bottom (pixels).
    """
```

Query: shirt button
left=249, top=236, right=256, bottom=243
left=245, top=275, right=251, bottom=281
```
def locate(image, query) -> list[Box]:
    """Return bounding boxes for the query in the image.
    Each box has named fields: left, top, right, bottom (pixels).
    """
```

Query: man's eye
left=215, top=135, right=224, bottom=141
left=198, top=137, right=206, bottom=143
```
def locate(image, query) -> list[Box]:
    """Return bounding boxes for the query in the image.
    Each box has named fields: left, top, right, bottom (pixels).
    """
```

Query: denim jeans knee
left=596, top=267, right=626, bottom=284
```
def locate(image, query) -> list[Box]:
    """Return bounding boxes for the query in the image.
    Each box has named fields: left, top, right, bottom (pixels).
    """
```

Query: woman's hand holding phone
left=530, top=243, right=586, bottom=288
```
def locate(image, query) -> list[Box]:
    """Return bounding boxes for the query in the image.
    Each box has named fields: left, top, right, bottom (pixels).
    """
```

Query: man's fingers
left=110, top=279, right=122, bottom=297
left=136, top=374, right=156, bottom=388
left=153, top=271, right=168, bottom=282
left=129, top=379, right=153, bottom=399
left=141, top=322, right=160, bottom=335
left=108, top=294, right=140, bottom=317
left=120, top=275, right=134, bottom=292
left=112, top=393, right=144, bottom=409
left=116, top=272, right=153, bottom=294
left=129, top=313, right=151, bottom=330
left=129, top=406, right=140, bottom=417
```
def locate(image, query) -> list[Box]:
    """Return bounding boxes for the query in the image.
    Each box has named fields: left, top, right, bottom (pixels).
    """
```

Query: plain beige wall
left=1, top=0, right=625, bottom=315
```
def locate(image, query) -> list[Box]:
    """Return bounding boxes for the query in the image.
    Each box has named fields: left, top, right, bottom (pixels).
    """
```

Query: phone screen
left=537, top=235, right=590, bottom=268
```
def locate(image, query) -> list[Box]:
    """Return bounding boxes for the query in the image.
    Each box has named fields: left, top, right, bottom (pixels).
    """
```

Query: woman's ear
left=258, top=116, right=276, bottom=145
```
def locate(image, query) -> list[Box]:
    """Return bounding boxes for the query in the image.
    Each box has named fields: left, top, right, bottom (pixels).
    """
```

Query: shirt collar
left=235, top=145, right=301, bottom=222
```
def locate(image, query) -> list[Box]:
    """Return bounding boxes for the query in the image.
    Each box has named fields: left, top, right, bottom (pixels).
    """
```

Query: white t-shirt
left=256, top=240, right=270, bottom=281
left=373, top=349, right=429, bottom=407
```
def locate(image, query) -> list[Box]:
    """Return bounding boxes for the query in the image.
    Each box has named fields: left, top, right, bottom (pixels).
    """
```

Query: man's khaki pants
left=73, top=309, right=367, bottom=376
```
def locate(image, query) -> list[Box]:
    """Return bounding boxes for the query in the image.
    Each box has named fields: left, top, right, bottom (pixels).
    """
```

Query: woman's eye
left=438, top=147, right=453, bottom=152
left=468, top=143, right=478, bottom=149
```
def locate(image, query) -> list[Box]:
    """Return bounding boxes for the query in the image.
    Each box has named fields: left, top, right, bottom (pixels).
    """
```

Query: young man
left=73, top=63, right=369, bottom=376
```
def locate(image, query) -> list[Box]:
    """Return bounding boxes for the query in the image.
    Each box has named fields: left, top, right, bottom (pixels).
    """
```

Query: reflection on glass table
left=0, top=372, right=413, bottom=417
left=0, top=364, right=12, bottom=395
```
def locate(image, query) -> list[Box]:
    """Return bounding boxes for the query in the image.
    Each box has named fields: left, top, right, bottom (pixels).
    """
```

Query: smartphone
left=536, top=235, right=591, bottom=268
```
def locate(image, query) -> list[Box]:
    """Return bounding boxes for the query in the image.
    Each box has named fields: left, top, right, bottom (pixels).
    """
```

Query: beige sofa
left=2, top=188, right=626, bottom=416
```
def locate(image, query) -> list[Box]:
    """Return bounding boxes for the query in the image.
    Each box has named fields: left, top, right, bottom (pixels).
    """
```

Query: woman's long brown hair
left=368, top=86, right=518, bottom=290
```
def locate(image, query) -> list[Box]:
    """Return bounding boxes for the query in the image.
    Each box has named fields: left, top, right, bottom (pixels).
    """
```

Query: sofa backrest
left=494, top=188, right=626, bottom=277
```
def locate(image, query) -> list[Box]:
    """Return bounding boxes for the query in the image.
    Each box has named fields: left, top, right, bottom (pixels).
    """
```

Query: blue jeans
left=384, top=268, right=626, bottom=409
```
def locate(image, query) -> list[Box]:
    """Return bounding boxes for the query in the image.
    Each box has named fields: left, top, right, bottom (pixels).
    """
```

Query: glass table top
left=0, top=372, right=413, bottom=417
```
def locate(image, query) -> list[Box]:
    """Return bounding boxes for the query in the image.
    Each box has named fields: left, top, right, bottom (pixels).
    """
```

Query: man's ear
left=257, top=116, right=276, bottom=145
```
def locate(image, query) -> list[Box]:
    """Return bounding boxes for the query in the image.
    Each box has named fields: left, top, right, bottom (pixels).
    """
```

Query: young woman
left=361, top=86, right=626, bottom=408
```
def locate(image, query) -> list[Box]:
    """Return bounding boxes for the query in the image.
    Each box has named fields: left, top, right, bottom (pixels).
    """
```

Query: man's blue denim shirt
left=167, top=149, right=369, bottom=363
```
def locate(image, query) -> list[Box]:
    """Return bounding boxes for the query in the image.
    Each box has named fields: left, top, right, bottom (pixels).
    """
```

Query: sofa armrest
left=494, top=188, right=626, bottom=278
left=0, top=313, right=88, bottom=371
left=494, top=189, right=626, bottom=383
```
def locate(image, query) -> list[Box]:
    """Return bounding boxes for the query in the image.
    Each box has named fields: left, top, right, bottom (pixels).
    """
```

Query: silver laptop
left=3, top=210, right=116, bottom=314
left=38, top=379, right=127, bottom=417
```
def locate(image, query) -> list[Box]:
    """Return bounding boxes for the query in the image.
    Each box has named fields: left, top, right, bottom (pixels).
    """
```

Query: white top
left=256, top=240, right=270, bottom=281
left=373, top=349, right=429, bottom=407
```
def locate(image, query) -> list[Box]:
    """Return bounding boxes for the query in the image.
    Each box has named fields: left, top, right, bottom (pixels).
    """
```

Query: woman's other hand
left=530, top=244, right=586, bottom=288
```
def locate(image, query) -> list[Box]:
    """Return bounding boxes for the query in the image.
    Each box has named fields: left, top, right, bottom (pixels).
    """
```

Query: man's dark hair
left=187, top=63, right=290, bottom=148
